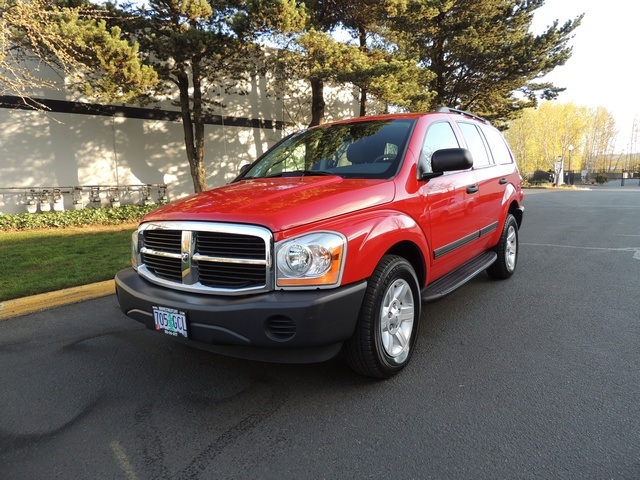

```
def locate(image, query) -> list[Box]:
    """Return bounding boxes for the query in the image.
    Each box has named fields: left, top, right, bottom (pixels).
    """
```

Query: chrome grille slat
left=141, top=248, right=182, bottom=259
left=193, top=254, right=267, bottom=265
left=137, top=222, right=273, bottom=295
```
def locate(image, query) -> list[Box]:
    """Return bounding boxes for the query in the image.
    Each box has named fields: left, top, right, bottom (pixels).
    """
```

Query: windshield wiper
left=242, top=170, right=337, bottom=180
left=259, top=170, right=334, bottom=178
left=290, top=170, right=334, bottom=177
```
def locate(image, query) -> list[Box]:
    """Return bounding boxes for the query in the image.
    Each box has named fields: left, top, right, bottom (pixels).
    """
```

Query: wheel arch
left=501, top=183, right=524, bottom=229
left=385, top=241, right=427, bottom=289
left=508, top=200, right=524, bottom=228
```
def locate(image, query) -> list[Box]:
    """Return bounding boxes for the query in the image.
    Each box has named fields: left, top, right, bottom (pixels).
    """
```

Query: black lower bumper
left=114, top=268, right=367, bottom=363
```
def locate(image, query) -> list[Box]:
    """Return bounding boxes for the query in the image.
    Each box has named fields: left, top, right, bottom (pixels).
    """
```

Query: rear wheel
left=487, top=213, right=518, bottom=279
left=344, top=255, right=421, bottom=379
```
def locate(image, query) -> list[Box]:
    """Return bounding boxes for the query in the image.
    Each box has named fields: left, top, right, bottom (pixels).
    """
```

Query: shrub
left=524, top=179, right=552, bottom=187
left=0, top=204, right=158, bottom=231
left=595, top=174, right=608, bottom=185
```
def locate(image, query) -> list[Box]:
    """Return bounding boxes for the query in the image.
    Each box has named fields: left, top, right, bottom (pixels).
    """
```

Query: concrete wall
left=0, top=63, right=360, bottom=214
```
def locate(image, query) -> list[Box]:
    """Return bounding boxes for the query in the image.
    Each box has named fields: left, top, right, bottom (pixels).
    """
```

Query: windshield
left=237, top=119, right=415, bottom=180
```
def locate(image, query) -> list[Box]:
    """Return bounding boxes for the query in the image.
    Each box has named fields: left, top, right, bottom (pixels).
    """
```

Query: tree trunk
left=176, top=69, right=206, bottom=193
left=192, top=59, right=206, bottom=192
left=309, top=76, right=325, bottom=127
left=358, top=26, right=367, bottom=117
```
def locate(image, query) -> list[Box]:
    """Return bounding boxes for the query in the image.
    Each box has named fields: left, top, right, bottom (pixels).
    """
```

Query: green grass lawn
left=0, top=224, right=137, bottom=301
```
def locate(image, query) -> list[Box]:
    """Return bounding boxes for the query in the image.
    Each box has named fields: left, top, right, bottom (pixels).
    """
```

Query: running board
left=421, top=251, right=497, bottom=303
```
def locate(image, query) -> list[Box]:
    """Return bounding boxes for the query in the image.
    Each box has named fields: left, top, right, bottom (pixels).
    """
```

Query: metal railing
left=0, top=184, right=168, bottom=214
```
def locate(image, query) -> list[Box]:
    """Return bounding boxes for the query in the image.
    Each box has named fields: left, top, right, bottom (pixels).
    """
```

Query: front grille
left=199, top=262, right=265, bottom=288
left=144, top=230, right=182, bottom=254
left=138, top=222, right=272, bottom=295
left=144, top=254, right=183, bottom=283
left=197, top=232, right=265, bottom=259
left=142, top=229, right=183, bottom=282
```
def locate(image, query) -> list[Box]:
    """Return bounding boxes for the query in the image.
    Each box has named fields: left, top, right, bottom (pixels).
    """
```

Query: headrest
left=346, top=140, right=368, bottom=164
left=347, top=137, right=385, bottom=164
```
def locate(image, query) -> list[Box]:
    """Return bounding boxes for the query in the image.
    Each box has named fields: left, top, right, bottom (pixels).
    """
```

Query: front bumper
left=115, top=268, right=367, bottom=363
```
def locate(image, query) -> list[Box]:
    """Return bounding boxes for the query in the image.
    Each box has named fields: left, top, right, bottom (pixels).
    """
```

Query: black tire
left=343, top=255, right=421, bottom=379
left=487, top=213, right=518, bottom=280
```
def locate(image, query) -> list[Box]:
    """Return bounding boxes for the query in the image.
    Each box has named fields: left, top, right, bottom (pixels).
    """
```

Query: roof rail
left=435, top=106, right=489, bottom=124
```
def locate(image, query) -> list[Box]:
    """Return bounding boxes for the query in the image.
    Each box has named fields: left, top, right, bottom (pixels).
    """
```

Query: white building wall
left=0, top=63, right=360, bottom=214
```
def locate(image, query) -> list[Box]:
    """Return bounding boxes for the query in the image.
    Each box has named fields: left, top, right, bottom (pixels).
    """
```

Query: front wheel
left=487, top=213, right=519, bottom=279
left=343, top=255, right=421, bottom=379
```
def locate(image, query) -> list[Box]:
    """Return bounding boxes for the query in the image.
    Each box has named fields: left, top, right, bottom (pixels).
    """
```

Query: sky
left=530, top=0, right=639, bottom=153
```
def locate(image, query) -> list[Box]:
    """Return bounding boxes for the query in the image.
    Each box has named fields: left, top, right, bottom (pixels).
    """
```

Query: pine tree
left=333, top=0, right=432, bottom=115
left=111, top=0, right=268, bottom=193
left=263, top=0, right=425, bottom=125
left=392, top=0, right=583, bottom=122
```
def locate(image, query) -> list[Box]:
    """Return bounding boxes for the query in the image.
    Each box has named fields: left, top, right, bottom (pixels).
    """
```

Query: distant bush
left=523, top=179, right=552, bottom=187
left=0, top=204, right=158, bottom=231
left=594, top=174, right=608, bottom=185
left=530, top=170, right=554, bottom=183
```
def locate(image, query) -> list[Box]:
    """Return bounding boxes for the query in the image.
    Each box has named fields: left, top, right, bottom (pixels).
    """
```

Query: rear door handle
left=466, top=184, right=479, bottom=194
left=499, top=178, right=508, bottom=185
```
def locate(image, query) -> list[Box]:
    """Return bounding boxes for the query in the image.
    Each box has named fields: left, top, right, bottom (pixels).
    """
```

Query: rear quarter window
left=480, top=125, right=514, bottom=165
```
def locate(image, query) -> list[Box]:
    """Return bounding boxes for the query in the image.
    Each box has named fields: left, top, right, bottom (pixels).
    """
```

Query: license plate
left=152, top=306, right=188, bottom=338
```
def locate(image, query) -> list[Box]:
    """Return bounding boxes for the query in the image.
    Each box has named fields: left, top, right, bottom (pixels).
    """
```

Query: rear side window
left=480, top=125, right=514, bottom=165
left=457, top=122, right=492, bottom=168
left=420, top=122, right=460, bottom=173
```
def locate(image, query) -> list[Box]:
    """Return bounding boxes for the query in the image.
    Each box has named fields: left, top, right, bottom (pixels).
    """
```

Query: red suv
left=115, top=108, right=524, bottom=378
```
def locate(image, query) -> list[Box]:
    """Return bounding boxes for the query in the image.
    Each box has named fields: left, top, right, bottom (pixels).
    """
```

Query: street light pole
left=622, top=145, right=627, bottom=187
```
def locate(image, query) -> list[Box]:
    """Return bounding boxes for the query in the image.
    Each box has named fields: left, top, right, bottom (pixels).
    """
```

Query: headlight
left=275, top=232, right=346, bottom=288
left=131, top=229, right=140, bottom=269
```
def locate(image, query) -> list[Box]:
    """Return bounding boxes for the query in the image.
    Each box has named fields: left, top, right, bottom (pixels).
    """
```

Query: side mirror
left=431, top=148, right=473, bottom=174
left=239, top=164, right=252, bottom=175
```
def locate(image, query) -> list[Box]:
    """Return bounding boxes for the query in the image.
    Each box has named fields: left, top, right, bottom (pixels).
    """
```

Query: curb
left=0, top=280, right=115, bottom=321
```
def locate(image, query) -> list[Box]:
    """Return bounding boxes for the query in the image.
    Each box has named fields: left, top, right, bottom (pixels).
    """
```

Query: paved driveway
left=1, top=187, right=639, bottom=479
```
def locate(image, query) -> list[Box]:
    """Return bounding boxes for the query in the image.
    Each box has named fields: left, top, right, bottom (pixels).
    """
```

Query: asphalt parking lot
left=1, top=185, right=639, bottom=479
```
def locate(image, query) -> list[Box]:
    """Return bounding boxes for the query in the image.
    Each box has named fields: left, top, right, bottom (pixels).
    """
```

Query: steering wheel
left=372, top=154, right=397, bottom=163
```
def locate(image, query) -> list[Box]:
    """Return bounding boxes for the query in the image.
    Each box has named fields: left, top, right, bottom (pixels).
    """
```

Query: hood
left=142, top=176, right=395, bottom=233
